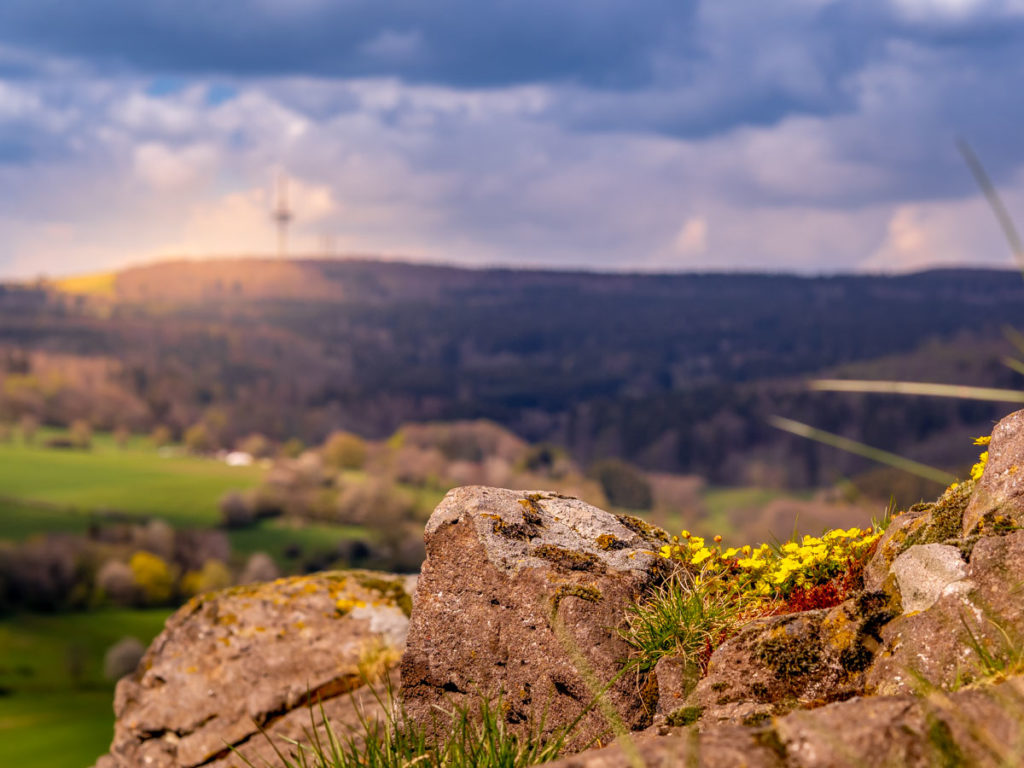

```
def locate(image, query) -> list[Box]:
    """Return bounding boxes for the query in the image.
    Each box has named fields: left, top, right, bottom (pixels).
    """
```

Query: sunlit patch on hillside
left=55, top=272, right=117, bottom=298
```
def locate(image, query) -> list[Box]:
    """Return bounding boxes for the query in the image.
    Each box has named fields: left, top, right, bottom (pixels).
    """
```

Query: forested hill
left=3, top=259, right=1024, bottom=487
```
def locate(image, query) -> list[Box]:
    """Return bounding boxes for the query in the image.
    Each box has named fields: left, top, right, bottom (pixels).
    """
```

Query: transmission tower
left=272, top=172, right=294, bottom=257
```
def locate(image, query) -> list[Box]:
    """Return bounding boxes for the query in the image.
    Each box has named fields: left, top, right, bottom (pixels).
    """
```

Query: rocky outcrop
left=963, top=409, right=1024, bottom=535
left=95, top=570, right=414, bottom=768
left=681, top=590, right=898, bottom=728
left=538, top=675, right=1024, bottom=768
left=867, top=530, right=1024, bottom=695
left=399, top=486, right=669, bottom=749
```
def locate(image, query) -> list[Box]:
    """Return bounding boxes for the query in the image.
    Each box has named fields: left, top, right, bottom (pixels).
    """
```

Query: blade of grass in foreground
left=769, top=416, right=956, bottom=485
left=809, top=379, right=1024, bottom=404
left=957, top=137, right=1024, bottom=275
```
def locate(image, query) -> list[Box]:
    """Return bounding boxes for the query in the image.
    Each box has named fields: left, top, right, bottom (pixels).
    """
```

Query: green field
left=0, top=609, right=172, bottom=768
left=0, top=437, right=263, bottom=531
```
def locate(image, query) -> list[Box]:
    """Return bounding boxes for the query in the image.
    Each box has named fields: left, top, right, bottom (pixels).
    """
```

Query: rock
left=535, top=725, right=785, bottom=767
left=537, top=676, right=1024, bottom=768
left=685, top=591, right=898, bottom=726
left=963, top=408, right=1024, bottom=536
left=891, top=544, right=968, bottom=614
left=94, top=570, right=414, bottom=768
left=399, top=486, right=668, bottom=749
left=862, top=505, right=931, bottom=592
left=652, top=656, right=701, bottom=717
left=867, top=530, right=1024, bottom=695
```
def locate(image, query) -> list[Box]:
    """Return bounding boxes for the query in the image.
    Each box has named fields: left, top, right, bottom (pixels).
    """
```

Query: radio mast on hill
left=272, top=172, right=293, bottom=257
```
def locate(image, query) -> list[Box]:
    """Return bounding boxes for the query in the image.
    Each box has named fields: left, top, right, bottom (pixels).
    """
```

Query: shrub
left=150, top=424, right=172, bottom=448
left=323, top=431, right=368, bottom=470
left=238, top=433, right=273, bottom=459
left=281, top=437, right=305, bottom=458
left=96, top=560, right=138, bottom=606
left=130, top=551, right=175, bottom=604
left=181, top=559, right=232, bottom=596
left=19, top=413, right=39, bottom=444
left=103, top=636, right=145, bottom=681
left=184, top=421, right=214, bottom=453
left=69, top=418, right=92, bottom=449
left=240, top=552, right=280, bottom=584
left=220, top=490, right=257, bottom=528
left=588, top=459, right=653, bottom=510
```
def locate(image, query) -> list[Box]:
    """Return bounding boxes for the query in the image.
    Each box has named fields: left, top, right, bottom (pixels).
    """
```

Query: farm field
left=0, top=434, right=263, bottom=530
left=0, top=609, right=172, bottom=768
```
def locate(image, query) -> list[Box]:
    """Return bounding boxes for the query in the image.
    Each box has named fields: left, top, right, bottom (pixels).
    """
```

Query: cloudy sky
left=1, top=0, right=1023, bottom=278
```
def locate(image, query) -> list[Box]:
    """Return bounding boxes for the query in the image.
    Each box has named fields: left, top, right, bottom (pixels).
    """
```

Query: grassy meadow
left=0, top=609, right=171, bottom=768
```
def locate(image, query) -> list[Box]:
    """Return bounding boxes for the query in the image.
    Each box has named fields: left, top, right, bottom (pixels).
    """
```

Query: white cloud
left=673, top=217, right=708, bottom=255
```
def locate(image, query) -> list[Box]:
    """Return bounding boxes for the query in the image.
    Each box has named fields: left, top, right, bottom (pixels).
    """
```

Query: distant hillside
left=4, top=257, right=1024, bottom=490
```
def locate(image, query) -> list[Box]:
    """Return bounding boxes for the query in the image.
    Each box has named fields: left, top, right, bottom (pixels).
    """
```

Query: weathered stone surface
left=538, top=676, right=1024, bottom=768
left=862, top=504, right=930, bottom=593
left=652, top=655, right=700, bottom=717
left=963, top=408, right=1024, bottom=535
left=686, top=592, right=897, bottom=726
left=400, top=486, right=668, bottom=749
left=891, top=544, right=968, bottom=614
left=95, top=570, right=414, bottom=768
left=867, top=530, right=1024, bottom=695
left=535, top=726, right=785, bottom=767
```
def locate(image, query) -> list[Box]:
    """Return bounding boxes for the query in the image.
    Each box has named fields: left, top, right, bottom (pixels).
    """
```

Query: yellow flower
left=691, top=549, right=712, bottom=565
left=970, top=451, right=988, bottom=481
left=974, top=435, right=992, bottom=446
left=659, top=545, right=672, bottom=559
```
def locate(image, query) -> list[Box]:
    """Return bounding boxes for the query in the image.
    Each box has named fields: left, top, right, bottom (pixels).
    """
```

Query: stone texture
left=686, top=591, right=898, bottom=727
left=94, top=570, right=414, bottom=768
left=538, top=676, right=1024, bottom=768
left=862, top=504, right=930, bottom=593
left=963, top=408, right=1024, bottom=536
left=891, top=543, right=968, bottom=614
left=399, top=486, right=668, bottom=749
left=652, top=656, right=701, bottom=717
left=867, top=530, right=1024, bottom=695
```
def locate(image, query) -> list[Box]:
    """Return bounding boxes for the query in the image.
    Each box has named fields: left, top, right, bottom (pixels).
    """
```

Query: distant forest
left=2, top=258, right=1024, bottom=488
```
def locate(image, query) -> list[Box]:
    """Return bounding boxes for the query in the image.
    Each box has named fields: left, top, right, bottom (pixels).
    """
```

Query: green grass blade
left=809, top=379, right=1024, bottom=404
left=769, top=416, right=956, bottom=485
left=1003, top=357, right=1024, bottom=377
left=956, top=137, right=1024, bottom=274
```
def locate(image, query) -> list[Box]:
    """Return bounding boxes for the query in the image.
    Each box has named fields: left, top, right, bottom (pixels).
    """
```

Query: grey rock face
left=891, top=543, right=968, bottom=614
left=400, top=486, right=668, bottom=750
left=94, top=570, right=413, bottom=768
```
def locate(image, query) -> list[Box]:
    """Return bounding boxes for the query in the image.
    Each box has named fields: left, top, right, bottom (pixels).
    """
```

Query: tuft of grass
left=237, top=682, right=578, bottom=768
left=619, top=570, right=756, bottom=674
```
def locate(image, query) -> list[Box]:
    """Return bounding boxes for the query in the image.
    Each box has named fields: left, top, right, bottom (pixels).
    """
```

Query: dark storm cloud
left=0, top=0, right=693, bottom=89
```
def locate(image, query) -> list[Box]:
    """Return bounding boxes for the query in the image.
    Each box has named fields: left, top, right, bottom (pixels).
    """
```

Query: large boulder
left=95, top=570, right=414, bottom=768
left=963, top=409, right=1024, bottom=536
left=399, top=487, right=669, bottom=749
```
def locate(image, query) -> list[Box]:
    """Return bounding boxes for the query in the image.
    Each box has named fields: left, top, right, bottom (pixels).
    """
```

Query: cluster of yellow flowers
left=658, top=526, right=881, bottom=601
left=970, top=434, right=990, bottom=481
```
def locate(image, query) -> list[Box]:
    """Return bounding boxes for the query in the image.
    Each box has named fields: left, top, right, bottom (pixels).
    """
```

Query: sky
left=2, top=0, right=1024, bottom=278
